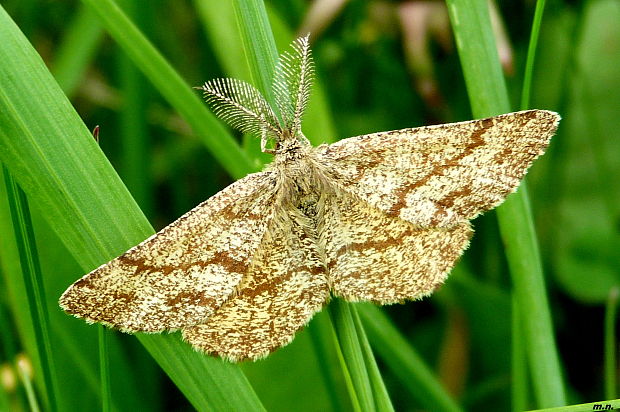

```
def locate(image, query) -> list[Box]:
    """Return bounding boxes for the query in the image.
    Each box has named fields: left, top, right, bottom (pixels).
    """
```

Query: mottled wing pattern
left=322, top=190, right=472, bottom=303
left=59, top=171, right=277, bottom=332
left=316, top=110, right=560, bottom=227
left=182, top=207, right=329, bottom=361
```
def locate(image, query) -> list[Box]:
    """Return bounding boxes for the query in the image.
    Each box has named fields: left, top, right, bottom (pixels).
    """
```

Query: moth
left=60, top=35, right=560, bottom=361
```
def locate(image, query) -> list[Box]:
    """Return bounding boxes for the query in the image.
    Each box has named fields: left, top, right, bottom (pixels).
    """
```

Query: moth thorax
left=275, top=129, right=308, bottom=149
left=275, top=142, right=308, bottom=166
left=297, top=192, right=319, bottom=219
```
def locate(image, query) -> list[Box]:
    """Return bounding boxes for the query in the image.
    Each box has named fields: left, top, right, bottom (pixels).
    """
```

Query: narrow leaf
left=445, top=0, right=566, bottom=407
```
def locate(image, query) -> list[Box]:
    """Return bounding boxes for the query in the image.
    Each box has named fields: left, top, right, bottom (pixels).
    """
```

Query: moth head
left=200, top=35, right=314, bottom=155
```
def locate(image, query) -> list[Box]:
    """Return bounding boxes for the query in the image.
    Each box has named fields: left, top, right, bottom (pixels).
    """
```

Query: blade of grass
left=232, top=0, right=279, bottom=109
left=445, top=0, right=509, bottom=115
left=328, top=300, right=375, bottom=412
left=352, top=306, right=394, bottom=412
left=0, top=6, right=265, bottom=411
left=605, top=287, right=619, bottom=399
left=503, top=183, right=565, bottom=407
left=306, top=313, right=350, bottom=412
left=520, top=0, right=548, bottom=110
left=512, top=295, right=528, bottom=412
left=98, top=326, right=111, bottom=412
left=445, top=0, right=566, bottom=407
left=194, top=0, right=251, bottom=82
left=358, top=303, right=462, bottom=412
left=138, top=332, right=268, bottom=410
left=51, top=5, right=103, bottom=97
left=117, top=0, right=153, bottom=217
left=2, top=167, right=59, bottom=412
left=80, top=0, right=255, bottom=180
left=329, top=318, right=362, bottom=412
left=16, top=357, right=40, bottom=412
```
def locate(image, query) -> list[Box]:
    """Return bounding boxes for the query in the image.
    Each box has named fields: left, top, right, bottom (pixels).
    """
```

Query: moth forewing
left=59, top=35, right=560, bottom=362
left=316, top=110, right=560, bottom=228
left=59, top=171, right=277, bottom=333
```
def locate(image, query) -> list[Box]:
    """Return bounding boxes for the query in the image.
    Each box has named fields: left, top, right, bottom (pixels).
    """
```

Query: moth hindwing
left=60, top=35, right=560, bottom=361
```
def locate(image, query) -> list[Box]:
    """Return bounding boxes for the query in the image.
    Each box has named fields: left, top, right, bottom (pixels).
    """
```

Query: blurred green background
left=0, top=0, right=619, bottom=411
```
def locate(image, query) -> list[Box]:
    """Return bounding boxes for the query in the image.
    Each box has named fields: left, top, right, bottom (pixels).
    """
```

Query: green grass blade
left=502, top=176, right=566, bottom=407
left=2, top=168, right=59, bottom=412
left=117, top=0, right=153, bottom=217
left=306, top=314, right=350, bottom=411
left=98, top=326, right=111, bottom=412
left=520, top=0, right=549, bottom=110
left=16, top=358, right=41, bottom=412
left=512, top=295, right=528, bottom=412
left=445, top=0, right=566, bottom=407
left=194, top=0, right=251, bottom=82
left=331, top=330, right=362, bottom=412
left=80, top=0, right=255, bottom=179
left=358, top=303, right=462, bottom=412
left=0, top=6, right=265, bottom=411
left=352, top=307, right=394, bottom=412
left=139, top=333, right=266, bottom=411
left=445, top=0, right=509, bottom=115
left=51, top=6, right=103, bottom=96
left=329, top=300, right=375, bottom=412
left=0, top=177, right=144, bottom=412
left=605, top=287, right=619, bottom=399
left=232, top=0, right=279, bottom=105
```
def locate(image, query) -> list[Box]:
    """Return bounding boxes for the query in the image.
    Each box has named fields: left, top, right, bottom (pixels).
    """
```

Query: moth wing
left=323, top=190, right=472, bottom=303
left=59, top=171, right=277, bottom=332
left=315, top=110, right=559, bottom=227
left=182, top=206, right=329, bottom=361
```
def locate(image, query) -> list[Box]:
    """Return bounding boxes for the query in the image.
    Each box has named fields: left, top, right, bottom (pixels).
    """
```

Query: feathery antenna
left=200, top=36, right=314, bottom=153
left=201, top=78, right=281, bottom=138
left=273, top=34, right=314, bottom=136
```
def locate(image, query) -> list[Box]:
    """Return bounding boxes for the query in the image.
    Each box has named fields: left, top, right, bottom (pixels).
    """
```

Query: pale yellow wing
left=315, top=110, right=559, bottom=227
left=182, top=206, right=329, bottom=361
left=59, top=171, right=277, bottom=332
left=322, top=190, right=472, bottom=303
